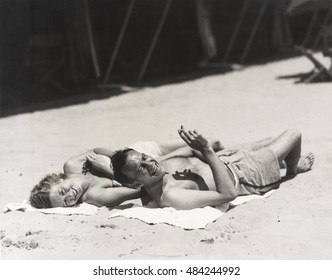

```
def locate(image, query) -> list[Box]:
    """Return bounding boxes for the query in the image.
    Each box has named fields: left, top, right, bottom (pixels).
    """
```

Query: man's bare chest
left=161, top=157, right=216, bottom=191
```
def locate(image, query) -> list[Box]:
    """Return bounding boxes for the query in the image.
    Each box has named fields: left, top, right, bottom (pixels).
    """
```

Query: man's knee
left=285, top=129, right=302, bottom=144
left=269, top=129, right=302, bottom=162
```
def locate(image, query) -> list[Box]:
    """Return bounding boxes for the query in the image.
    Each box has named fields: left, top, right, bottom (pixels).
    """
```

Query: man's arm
left=157, top=143, right=220, bottom=162
left=157, top=138, right=224, bottom=156
left=84, top=178, right=142, bottom=207
left=157, top=146, right=195, bottom=161
left=178, top=126, right=238, bottom=201
left=161, top=188, right=230, bottom=210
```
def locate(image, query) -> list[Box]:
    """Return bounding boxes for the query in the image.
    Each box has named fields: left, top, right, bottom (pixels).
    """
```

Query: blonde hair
left=29, top=173, right=65, bottom=208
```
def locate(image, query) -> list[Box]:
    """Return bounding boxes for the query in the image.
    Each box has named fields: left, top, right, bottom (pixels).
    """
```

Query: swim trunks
left=218, top=148, right=281, bottom=195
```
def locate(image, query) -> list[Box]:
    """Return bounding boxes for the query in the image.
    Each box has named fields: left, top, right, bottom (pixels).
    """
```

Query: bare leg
left=211, top=139, right=224, bottom=151
left=228, top=137, right=275, bottom=151
left=225, top=133, right=314, bottom=172
left=226, top=136, right=285, bottom=169
left=267, top=129, right=313, bottom=175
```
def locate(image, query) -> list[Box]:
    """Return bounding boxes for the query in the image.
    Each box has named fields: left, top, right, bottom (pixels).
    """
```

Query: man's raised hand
left=178, top=125, right=211, bottom=152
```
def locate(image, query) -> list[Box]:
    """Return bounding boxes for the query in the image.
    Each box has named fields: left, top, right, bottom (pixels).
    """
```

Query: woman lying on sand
left=29, top=138, right=224, bottom=208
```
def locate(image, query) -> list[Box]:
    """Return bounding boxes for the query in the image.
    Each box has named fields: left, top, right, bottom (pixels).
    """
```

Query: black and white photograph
left=1, top=0, right=332, bottom=270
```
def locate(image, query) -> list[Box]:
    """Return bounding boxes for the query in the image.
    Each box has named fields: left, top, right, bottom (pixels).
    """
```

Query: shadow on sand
left=0, top=66, right=234, bottom=118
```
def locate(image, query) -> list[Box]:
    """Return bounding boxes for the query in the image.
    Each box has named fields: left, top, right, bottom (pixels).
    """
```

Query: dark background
left=0, top=0, right=329, bottom=116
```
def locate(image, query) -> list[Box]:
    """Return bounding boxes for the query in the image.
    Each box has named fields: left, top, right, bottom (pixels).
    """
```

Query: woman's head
left=30, top=173, right=85, bottom=208
left=29, top=173, right=65, bottom=208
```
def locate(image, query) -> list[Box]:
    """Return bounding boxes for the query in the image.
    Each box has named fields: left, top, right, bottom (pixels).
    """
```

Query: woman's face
left=49, top=178, right=84, bottom=207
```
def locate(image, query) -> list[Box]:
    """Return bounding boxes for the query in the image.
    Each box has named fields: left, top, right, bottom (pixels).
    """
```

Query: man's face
left=49, top=178, right=84, bottom=207
left=122, top=150, right=166, bottom=187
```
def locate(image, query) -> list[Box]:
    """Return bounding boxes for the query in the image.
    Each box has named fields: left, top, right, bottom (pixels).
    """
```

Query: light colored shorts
left=218, top=148, right=281, bottom=195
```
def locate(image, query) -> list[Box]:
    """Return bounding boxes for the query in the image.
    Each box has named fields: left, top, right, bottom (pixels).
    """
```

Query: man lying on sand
left=29, top=138, right=224, bottom=208
left=111, top=127, right=314, bottom=210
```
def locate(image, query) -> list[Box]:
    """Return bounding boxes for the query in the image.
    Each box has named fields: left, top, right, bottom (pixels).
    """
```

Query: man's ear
left=123, top=182, right=144, bottom=189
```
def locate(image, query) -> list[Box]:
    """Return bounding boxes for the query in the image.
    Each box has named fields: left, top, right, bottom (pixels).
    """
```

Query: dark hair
left=29, top=173, right=65, bottom=208
left=111, top=148, right=134, bottom=184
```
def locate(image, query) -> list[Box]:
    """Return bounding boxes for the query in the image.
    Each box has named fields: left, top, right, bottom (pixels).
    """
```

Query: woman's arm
left=64, top=150, right=94, bottom=177
left=64, top=148, right=114, bottom=178
left=93, top=147, right=113, bottom=157
left=84, top=178, right=142, bottom=207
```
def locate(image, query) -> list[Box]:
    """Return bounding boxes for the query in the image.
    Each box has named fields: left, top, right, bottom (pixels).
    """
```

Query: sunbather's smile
left=121, top=150, right=167, bottom=186
left=72, top=187, right=78, bottom=198
left=148, top=161, right=158, bottom=176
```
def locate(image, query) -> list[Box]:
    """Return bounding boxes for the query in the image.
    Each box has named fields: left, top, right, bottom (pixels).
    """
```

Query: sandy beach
left=1, top=53, right=332, bottom=260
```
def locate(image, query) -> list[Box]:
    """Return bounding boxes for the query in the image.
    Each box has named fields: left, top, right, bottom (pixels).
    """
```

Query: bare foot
left=297, top=153, right=315, bottom=173
left=212, top=140, right=225, bottom=152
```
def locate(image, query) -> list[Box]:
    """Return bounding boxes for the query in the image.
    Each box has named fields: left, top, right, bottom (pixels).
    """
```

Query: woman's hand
left=86, top=152, right=113, bottom=173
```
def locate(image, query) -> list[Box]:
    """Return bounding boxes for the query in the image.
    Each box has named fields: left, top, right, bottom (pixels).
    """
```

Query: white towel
left=230, top=189, right=275, bottom=206
left=3, top=200, right=100, bottom=215
left=3, top=190, right=275, bottom=226
left=108, top=190, right=275, bottom=229
left=109, top=205, right=228, bottom=230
